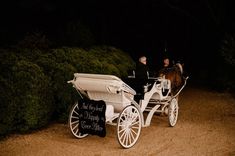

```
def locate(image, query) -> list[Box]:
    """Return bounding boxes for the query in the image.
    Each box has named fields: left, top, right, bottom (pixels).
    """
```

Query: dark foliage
left=216, top=34, right=235, bottom=91
left=0, top=45, right=135, bottom=137
left=0, top=51, right=54, bottom=135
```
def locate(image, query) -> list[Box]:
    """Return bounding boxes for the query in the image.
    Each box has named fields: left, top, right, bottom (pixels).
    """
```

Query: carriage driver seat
left=125, top=70, right=156, bottom=103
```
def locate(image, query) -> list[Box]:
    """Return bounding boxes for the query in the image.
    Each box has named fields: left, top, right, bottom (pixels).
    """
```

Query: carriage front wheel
left=117, top=105, right=142, bottom=148
left=68, top=101, right=88, bottom=138
left=168, top=98, right=179, bottom=127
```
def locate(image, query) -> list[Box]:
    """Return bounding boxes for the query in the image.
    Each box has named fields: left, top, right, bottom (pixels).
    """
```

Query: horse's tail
left=175, top=63, right=183, bottom=74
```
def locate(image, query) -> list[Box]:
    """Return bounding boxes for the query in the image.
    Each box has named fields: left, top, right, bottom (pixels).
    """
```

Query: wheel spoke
left=74, top=128, right=78, bottom=134
left=72, top=123, right=78, bottom=131
left=69, top=102, right=88, bottom=139
left=130, top=128, right=138, bottom=136
left=125, top=133, right=128, bottom=146
left=131, top=120, right=140, bottom=126
left=73, top=110, right=79, bottom=115
left=131, top=126, right=140, bottom=130
left=120, top=130, right=126, bottom=140
left=118, top=123, right=126, bottom=127
left=131, top=110, right=137, bottom=118
left=130, top=113, right=137, bottom=121
left=71, top=116, right=79, bottom=119
left=122, top=132, right=127, bottom=144
left=128, top=132, right=132, bottom=145
left=124, top=112, right=128, bottom=119
left=71, top=120, right=79, bottom=125
left=118, top=127, right=126, bottom=133
left=130, top=129, right=135, bottom=141
left=120, top=117, right=126, bottom=122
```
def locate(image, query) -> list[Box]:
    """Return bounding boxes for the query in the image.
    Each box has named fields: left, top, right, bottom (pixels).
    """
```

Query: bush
left=0, top=76, right=16, bottom=136
left=48, top=46, right=135, bottom=121
left=12, top=60, right=54, bottom=132
left=0, top=51, right=54, bottom=136
left=216, top=34, right=235, bottom=91
left=0, top=45, right=135, bottom=136
left=88, top=46, right=135, bottom=78
left=0, top=51, right=19, bottom=136
left=14, top=46, right=135, bottom=123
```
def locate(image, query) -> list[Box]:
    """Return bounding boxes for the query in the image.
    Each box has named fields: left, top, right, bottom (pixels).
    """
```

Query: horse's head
left=158, top=63, right=182, bottom=78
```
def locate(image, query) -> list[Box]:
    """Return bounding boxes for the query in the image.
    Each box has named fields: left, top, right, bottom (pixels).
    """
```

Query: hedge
left=0, top=46, right=135, bottom=136
left=0, top=52, right=54, bottom=135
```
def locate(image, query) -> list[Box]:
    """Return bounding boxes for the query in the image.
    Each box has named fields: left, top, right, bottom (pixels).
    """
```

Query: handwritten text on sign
left=78, top=100, right=106, bottom=137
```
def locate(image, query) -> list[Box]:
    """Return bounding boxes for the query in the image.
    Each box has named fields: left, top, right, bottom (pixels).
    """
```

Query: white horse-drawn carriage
left=67, top=73, right=188, bottom=148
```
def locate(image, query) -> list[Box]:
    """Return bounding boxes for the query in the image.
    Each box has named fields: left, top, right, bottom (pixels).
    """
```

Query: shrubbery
left=215, top=34, right=235, bottom=91
left=0, top=46, right=135, bottom=137
left=0, top=51, right=54, bottom=135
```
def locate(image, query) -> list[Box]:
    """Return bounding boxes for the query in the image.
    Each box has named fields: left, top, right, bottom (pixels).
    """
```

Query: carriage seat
left=154, top=77, right=171, bottom=98
left=125, top=70, right=160, bottom=94
left=124, top=75, right=160, bottom=103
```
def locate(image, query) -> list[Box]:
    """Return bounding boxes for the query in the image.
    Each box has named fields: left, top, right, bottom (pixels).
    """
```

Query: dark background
left=0, top=0, right=234, bottom=81
left=0, top=0, right=235, bottom=136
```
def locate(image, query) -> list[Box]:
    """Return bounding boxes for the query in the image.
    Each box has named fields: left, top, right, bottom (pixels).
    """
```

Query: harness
left=159, top=64, right=184, bottom=94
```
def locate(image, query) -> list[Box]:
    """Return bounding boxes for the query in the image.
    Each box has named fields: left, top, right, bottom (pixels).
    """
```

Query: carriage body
left=71, top=73, right=135, bottom=112
left=69, top=73, right=137, bottom=122
left=68, top=73, right=187, bottom=148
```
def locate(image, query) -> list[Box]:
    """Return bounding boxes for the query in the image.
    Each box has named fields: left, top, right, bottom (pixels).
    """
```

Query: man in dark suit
left=135, top=56, right=149, bottom=96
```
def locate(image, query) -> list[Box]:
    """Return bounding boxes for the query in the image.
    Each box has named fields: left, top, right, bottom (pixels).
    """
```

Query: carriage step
left=106, top=112, right=119, bottom=123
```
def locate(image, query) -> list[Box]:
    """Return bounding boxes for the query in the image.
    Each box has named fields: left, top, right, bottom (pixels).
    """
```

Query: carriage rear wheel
left=117, top=105, right=142, bottom=148
left=68, top=101, right=88, bottom=138
left=168, top=98, right=179, bottom=127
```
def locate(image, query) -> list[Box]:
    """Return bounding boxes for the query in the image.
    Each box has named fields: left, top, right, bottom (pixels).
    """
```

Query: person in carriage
left=134, top=56, right=150, bottom=101
left=135, top=56, right=149, bottom=83
left=158, top=55, right=174, bottom=77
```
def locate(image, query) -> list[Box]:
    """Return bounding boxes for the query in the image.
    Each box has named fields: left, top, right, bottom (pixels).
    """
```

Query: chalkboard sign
left=78, top=99, right=106, bottom=137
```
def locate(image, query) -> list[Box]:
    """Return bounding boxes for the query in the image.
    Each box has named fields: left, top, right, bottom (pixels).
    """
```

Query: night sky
left=0, top=0, right=234, bottom=73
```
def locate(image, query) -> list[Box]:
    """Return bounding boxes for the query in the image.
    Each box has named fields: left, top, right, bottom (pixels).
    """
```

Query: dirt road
left=1, top=87, right=235, bottom=156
